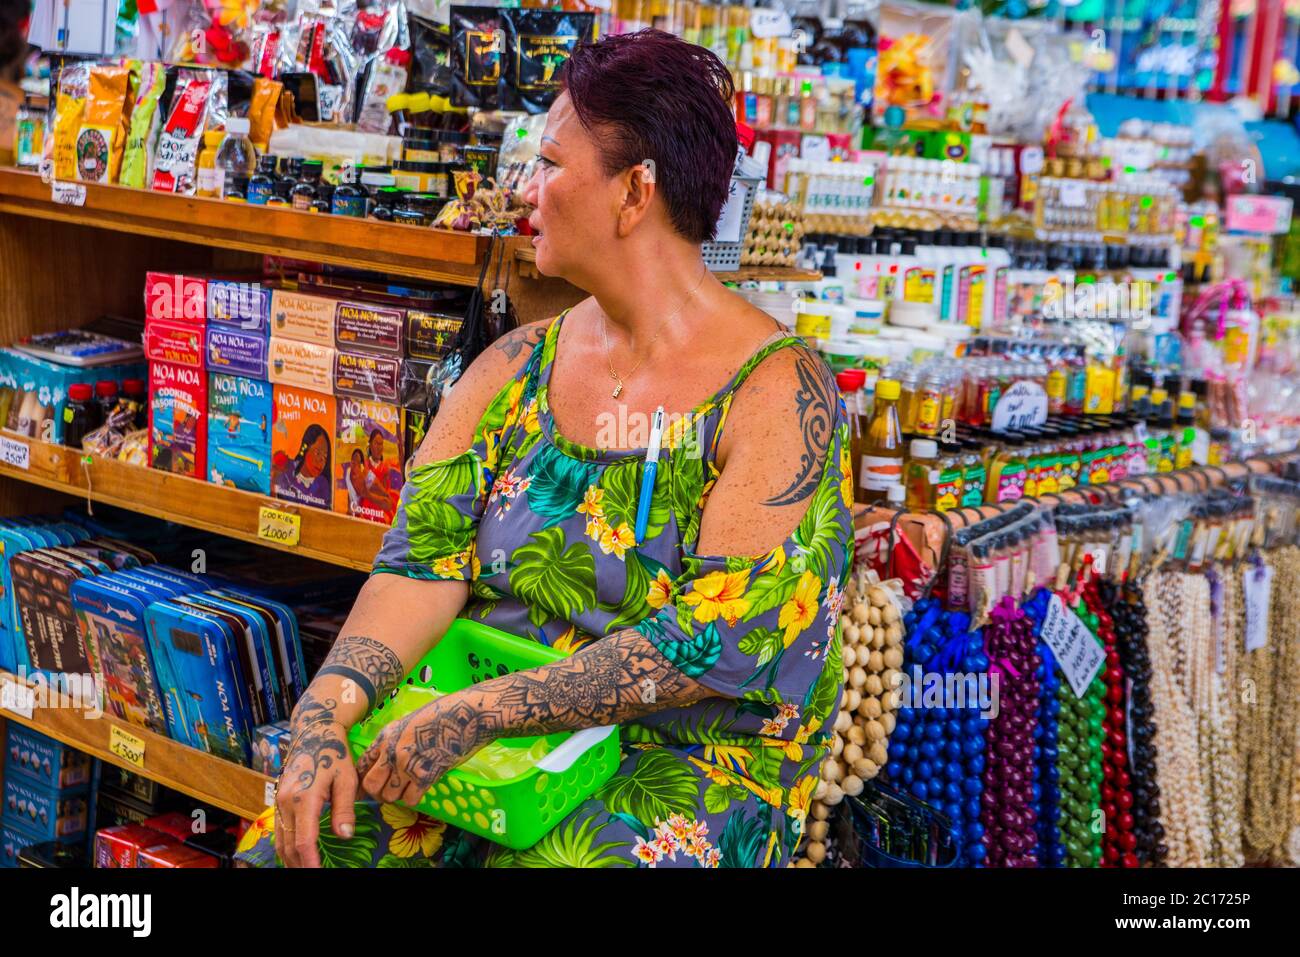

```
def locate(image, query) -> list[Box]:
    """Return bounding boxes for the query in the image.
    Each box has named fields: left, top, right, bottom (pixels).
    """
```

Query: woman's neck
left=578, top=234, right=715, bottom=348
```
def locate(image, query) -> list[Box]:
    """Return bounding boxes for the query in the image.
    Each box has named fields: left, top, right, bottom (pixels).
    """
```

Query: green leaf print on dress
left=595, top=748, right=700, bottom=824
left=524, top=443, right=597, bottom=528
left=508, top=526, right=598, bottom=627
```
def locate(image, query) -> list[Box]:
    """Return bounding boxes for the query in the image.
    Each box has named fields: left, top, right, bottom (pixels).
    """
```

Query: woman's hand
left=355, top=694, right=490, bottom=806
left=275, top=699, right=358, bottom=869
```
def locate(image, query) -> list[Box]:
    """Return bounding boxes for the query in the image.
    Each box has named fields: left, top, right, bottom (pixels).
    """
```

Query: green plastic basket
left=348, top=619, right=621, bottom=850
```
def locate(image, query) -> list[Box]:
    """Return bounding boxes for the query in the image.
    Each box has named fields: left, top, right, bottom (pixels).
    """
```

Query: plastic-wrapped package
left=51, top=62, right=91, bottom=183
left=150, top=69, right=215, bottom=194
left=496, top=111, right=546, bottom=192
left=497, top=7, right=594, bottom=114
left=449, top=5, right=505, bottom=111
left=121, top=62, right=168, bottom=189
left=872, top=0, right=965, bottom=129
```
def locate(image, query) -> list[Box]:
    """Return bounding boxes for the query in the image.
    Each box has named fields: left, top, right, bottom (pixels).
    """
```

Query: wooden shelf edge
left=0, top=670, right=271, bottom=821
left=511, top=245, right=820, bottom=283
left=0, top=168, right=489, bottom=285
left=0, top=435, right=384, bottom=572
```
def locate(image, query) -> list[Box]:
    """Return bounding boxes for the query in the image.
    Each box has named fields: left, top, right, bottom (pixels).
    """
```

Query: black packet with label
left=449, top=5, right=505, bottom=111
left=498, top=8, right=594, bottom=113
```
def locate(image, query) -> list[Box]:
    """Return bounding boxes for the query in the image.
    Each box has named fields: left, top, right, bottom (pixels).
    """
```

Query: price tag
left=750, top=9, right=793, bottom=39
left=1059, top=180, right=1088, bottom=208
left=50, top=180, right=87, bottom=206
left=109, top=724, right=147, bottom=768
left=0, top=679, right=35, bottom=718
left=265, top=781, right=277, bottom=807
left=258, top=505, right=302, bottom=547
left=1040, top=594, right=1106, bottom=698
left=1243, top=565, right=1273, bottom=652
left=991, top=380, right=1048, bottom=432
left=0, top=435, right=30, bottom=470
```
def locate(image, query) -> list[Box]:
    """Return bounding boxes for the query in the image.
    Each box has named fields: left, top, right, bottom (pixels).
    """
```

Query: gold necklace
left=600, top=265, right=708, bottom=399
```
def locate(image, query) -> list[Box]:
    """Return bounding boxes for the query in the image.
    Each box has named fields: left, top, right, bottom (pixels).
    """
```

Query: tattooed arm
left=357, top=628, right=714, bottom=805
left=355, top=343, right=838, bottom=805
left=276, top=318, right=555, bottom=867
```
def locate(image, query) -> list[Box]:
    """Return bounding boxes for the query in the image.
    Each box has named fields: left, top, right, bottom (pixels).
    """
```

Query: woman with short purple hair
left=240, top=30, right=852, bottom=869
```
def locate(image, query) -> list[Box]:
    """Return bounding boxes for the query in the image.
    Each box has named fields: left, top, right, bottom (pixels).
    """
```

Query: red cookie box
left=148, top=360, right=208, bottom=479
left=144, top=272, right=208, bottom=324
left=93, top=824, right=170, bottom=868
left=136, top=843, right=220, bottom=868
left=144, top=318, right=206, bottom=369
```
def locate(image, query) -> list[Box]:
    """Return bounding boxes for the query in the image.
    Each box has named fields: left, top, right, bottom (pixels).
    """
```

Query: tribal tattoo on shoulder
left=763, top=346, right=836, bottom=507
left=492, top=323, right=547, bottom=361
left=356, top=629, right=712, bottom=794
left=314, top=634, right=405, bottom=712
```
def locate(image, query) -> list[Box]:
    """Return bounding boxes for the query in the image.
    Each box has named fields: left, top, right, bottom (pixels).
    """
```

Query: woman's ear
left=615, top=162, right=657, bottom=238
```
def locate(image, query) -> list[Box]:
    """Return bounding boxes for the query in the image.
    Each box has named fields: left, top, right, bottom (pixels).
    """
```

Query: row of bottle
left=875, top=158, right=983, bottom=216
left=1033, top=175, right=1179, bottom=237
left=801, top=230, right=1011, bottom=329
left=841, top=373, right=1222, bottom=511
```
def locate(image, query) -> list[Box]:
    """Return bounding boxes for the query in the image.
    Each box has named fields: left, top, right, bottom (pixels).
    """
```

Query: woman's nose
left=522, top=166, right=543, bottom=206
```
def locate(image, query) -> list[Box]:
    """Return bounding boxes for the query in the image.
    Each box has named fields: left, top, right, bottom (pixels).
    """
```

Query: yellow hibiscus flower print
left=237, top=806, right=276, bottom=854
left=645, top=568, right=674, bottom=610
left=381, top=804, right=447, bottom=858
left=778, top=570, right=822, bottom=646
left=681, top=569, right=751, bottom=626
left=787, top=775, right=817, bottom=823
left=839, top=441, right=853, bottom=508
left=576, top=485, right=604, bottom=519
left=599, top=521, right=635, bottom=559
left=432, top=550, right=469, bottom=579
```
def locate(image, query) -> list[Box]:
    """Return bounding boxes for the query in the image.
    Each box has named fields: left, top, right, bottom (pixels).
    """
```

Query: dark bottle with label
left=290, top=160, right=323, bottom=211
left=63, top=383, right=99, bottom=449
left=247, top=155, right=278, bottom=205
left=311, top=183, right=335, bottom=214
left=121, top=377, right=147, bottom=430
left=332, top=167, right=368, bottom=217
left=94, top=380, right=119, bottom=423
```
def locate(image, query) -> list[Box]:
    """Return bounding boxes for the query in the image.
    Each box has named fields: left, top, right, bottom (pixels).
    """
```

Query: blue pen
left=635, top=406, right=665, bottom=545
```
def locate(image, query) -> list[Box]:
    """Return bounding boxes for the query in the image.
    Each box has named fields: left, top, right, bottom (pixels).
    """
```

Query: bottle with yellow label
left=914, top=367, right=945, bottom=437
left=905, top=439, right=939, bottom=510
left=860, top=378, right=906, bottom=503
left=933, top=440, right=964, bottom=512
left=988, top=436, right=1028, bottom=503
left=1175, top=391, right=1196, bottom=470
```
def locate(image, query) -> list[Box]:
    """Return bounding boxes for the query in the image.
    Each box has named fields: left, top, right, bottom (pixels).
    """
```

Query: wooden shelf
left=0, top=435, right=384, bottom=572
left=0, top=670, right=272, bottom=821
left=0, top=168, right=489, bottom=285
left=512, top=245, right=821, bottom=283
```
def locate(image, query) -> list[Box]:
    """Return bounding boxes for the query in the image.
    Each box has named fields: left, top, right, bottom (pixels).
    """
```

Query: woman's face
left=301, top=434, right=328, bottom=478
left=523, top=92, right=623, bottom=279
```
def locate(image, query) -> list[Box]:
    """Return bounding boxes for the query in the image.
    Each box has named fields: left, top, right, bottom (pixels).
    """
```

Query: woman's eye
left=536, top=154, right=556, bottom=169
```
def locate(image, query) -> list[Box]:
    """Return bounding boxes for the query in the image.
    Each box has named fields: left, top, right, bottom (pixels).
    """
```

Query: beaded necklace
left=1199, top=566, right=1243, bottom=868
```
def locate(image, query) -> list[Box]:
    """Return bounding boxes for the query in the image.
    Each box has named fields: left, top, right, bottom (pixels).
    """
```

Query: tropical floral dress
left=236, top=312, right=853, bottom=868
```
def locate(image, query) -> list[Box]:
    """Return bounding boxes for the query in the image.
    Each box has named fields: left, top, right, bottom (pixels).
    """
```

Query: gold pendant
left=612, top=382, right=623, bottom=399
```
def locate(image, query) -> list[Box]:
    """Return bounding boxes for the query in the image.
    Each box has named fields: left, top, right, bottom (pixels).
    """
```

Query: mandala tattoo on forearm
left=360, top=630, right=711, bottom=793
left=763, top=347, right=834, bottom=507
left=314, top=634, right=405, bottom=711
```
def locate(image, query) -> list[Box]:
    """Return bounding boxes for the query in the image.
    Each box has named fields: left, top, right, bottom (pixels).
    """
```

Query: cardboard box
left=269, top=289, right=336, bottom=346
left=144, top=318, right=206, bottom=368
left=144, top=271, right=208, bottom=324
left=268, top=337, right=335, bottom=394
left=208, top=373, right=273, bottom=494
left=271, top=386, right=337, bottom=510
left=206, top=327, right=269, bottom=380
left=149, top=360, right=207, bottom=478
left=207, top=279, right=272, bottom=332
left=405, top=309, right=464, bottom=361
left=3, top=775, right=89, bottom=842
left=335, top=397, right=403, bottom=524
left=334, top=350, right=401, bottom=402
left=333, top=300, right=403, bottom=356
left=92, top=824, right=170, bottom=868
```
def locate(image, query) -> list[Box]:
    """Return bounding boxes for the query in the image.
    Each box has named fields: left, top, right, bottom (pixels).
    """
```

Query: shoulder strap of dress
left=718, top=330, right=806, bottom=398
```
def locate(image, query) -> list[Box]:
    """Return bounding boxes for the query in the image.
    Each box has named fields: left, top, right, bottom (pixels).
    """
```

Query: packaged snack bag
left=76, top=65, right=133, bottom=185
left=121, top=62, right=168, bottom=189
left=52, top=63, right=90, bottom=182
left=151, top=70, right=214, bottom=195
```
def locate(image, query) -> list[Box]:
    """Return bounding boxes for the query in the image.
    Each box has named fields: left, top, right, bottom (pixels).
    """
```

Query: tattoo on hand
left=763, top=347, right=834, bottom=507
left=493, top=324, right=546, bottom=361
left=284, top=690, right=348, bottom=793
left=315, top=635, right=404, bottom=711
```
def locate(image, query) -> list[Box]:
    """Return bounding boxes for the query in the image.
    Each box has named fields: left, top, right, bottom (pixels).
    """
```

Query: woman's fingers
left=330, top=765, right=359, bottom=839
left=289, top=792, right=326, bottom=869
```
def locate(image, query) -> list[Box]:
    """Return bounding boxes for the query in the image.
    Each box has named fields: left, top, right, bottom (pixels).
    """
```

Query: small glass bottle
left=837, top=370, right=868, bottom=501
left=904, top=438, right=939, bottom=511
left=94, top=380, right=119, bottom=423
left=959, top=437, right=986, bottom=508
left=332, top=166, right=369, bottom=217
left=121, top=378, right=147, bottom=430
left=195, top=130, right=227, bottom=198
left=291, top=160, right=324, bottom=211
left=215, top=117, right=257, bottom=198
left=933, top=440, right=964, bottom=512
left=860, top=378, right=906, bottom=504
left=247, top=155, right=278, bottom=206
left=62, top=383, right=99, bottom=449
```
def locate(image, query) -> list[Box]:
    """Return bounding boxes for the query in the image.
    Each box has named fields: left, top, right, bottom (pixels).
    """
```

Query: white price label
left=0, top=435, right=30, bottom=470
left=50, top=180, right=87, bottom=206
left=1020, top=146, right=1044, bottom=176
left=1040, top=594, right=1106, bottom=698
left=1243, top=565, right=1273, bottom=652
left=0, top=680, right=35, bottom=718
left=991, top=380, right=1048, bottom=432
left=750, top=9, right=793, bottom=39
left=265, top=781, right=277, bottom=807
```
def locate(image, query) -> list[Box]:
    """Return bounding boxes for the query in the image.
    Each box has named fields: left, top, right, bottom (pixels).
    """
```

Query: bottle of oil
left=837, top=369, right=868, bottom=502
left=904, top=438, right=939, bottom=510
left=860, top=377, right=906, bottom=503
left=959, top=436, right=987, bottom=508
left=933, top=440, right=965, bottom=512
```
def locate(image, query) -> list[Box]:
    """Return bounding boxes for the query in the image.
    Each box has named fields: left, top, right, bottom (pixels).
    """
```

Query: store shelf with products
left=0, top=168, right=489, bottom=287
left=0, top=434, right=383, bottom=572
left=0, top=673, right=272, bottom=821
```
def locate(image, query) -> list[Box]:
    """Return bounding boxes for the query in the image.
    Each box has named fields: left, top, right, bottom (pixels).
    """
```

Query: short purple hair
left=561, top=30, right=737, bottom=245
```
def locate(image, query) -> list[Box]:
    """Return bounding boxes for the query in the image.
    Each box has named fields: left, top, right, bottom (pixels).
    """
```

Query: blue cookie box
left=2, top=774, right=89, bottom=843
left=4, top=726, right=92, bottom=790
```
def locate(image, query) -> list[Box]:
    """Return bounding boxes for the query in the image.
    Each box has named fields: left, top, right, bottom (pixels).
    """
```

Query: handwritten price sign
left=257, top=505, right=301, bottom=547
left=110, top=724, right=147, bottom=769
left=1040, top=594, right=1105, bottom=698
